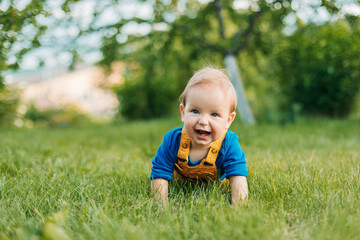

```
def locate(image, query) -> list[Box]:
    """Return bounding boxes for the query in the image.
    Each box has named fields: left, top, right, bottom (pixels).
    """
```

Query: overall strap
left=177, top=128, right=191, bottom=161
left=203, top=131, right=227, bottom=166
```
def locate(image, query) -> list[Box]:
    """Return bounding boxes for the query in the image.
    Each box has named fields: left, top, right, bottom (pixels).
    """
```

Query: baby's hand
left=151, top=178, right=169, bottom=206
left=229, top=175, right=248, bottom=207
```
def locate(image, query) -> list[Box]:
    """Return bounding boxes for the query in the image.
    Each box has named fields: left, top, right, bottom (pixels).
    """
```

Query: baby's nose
left=198, top=115, right=209, bottom=125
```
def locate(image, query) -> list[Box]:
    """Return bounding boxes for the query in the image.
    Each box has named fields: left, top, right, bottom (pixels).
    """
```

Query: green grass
left=1, top=118, right=359, bottom=239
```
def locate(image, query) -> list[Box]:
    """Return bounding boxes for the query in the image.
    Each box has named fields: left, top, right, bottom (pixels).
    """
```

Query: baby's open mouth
left=195, top=129, right=211, bottom=136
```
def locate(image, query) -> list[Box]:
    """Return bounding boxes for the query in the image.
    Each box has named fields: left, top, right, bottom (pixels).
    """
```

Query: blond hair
left=180, top=67, right=237, bottom=113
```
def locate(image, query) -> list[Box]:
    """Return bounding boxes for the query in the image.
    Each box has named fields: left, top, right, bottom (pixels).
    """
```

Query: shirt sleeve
left=150, top=129, right=179, bottom=181
left=222, top=133, right=248, bottom=178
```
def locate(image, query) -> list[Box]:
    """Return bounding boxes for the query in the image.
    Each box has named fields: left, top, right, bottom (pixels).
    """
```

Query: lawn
left=1, top=118, right=359, bottom=239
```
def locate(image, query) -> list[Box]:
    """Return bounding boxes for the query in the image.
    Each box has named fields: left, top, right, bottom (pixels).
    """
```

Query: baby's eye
left=211, top=113, right=218, bottom=117
left=191, top=110, right=199, bottom=114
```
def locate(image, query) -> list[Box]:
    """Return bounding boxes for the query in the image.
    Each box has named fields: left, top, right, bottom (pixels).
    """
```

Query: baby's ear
left=226, top=112, right=236, bottom=128
left=180, top=104, right=185, bottom=122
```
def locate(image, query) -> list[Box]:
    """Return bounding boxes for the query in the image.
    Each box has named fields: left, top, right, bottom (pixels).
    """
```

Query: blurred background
left=1, top=0, right=360, bottom=127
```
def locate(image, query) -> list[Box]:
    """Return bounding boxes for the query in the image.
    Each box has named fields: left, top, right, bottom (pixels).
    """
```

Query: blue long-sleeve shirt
left=150, top=126, right=248, bottom=181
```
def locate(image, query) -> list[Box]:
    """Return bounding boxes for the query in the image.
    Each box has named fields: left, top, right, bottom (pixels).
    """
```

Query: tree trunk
left=224, top=54, right=255, bottom=124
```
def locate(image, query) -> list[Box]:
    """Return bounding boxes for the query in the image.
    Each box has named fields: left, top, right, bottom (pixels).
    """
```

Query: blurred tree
left=1, top=0, right=358, bottom=122
left=0, top=0, right=46, bottom=88
left=0, top=0, right=80, bottom=88
left=274, top=18, right=360, bottom=118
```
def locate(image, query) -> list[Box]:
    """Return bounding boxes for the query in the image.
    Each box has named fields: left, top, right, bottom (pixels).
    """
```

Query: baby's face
left=180, top=84, right=236, bottom=149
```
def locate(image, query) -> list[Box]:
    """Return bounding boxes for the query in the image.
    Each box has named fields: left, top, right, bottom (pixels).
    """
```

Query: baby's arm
left=151, top=178, right=168, bottom=205
left=229, top=175, right=248, bottom=207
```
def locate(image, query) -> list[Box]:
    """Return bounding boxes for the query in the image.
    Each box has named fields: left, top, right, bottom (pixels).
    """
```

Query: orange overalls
left=173, top=128, right=227, bottom=182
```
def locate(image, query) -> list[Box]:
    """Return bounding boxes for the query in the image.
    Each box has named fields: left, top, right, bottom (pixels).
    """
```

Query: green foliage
left=274, top=20, right=360, bottom=118
left=24, top=104, right=90, bottom=127
left=0, top=87, right=19, bottom=125
left=0, top=118, right=359, bottom=239
left=2, top=0, right=359, bottom=121
left=0, top=1, right=48, bottom=81
left=0, top=0, right=80, bottom=85
left=114, top=73, right=176, bottom=120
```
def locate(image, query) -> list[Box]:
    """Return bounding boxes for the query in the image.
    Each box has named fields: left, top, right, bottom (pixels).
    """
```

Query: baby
left=150, top=67, right=248, bottom=206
